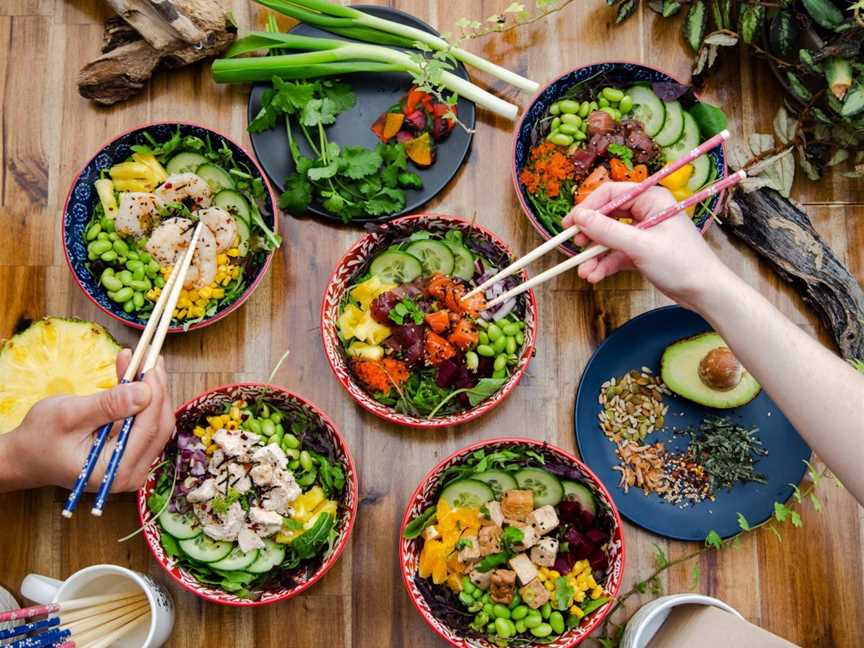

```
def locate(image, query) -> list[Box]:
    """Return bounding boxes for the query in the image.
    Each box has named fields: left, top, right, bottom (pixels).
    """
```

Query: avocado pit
left=697, top=346, right=743, bottom=391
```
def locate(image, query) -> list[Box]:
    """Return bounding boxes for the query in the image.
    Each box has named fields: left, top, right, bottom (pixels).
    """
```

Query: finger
left=63, top=381, right=152, bottom=430
left=576, top=181, right=640, bottom=213
left=586, top=252, right=635, bottom=283
left=115, top=348, right=132, bottom=380
left=577, top=256, right=600, bottom=280
left=568, top=208, right=646, bottom=254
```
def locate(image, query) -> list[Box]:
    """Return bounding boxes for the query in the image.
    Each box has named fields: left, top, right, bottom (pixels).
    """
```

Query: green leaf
left=279, top=173, right=312, bottom=213
left=737, top=512, right=751, bottom=531
left=801, top=0, right=844, bottom=30
left=388, top=298, right=425, bottom=326
left=653, top=544, right=669, bottom=569
left=683, top=0, right=708, bottom=51
left=553, top=575, right=575, bottom=610
left=308, top=159, right=340, bottom=181
left=607, top=143, right=634, bottom=168
left=365, top=186, right=406, bottom=216
left=501, top=526, right=524, bottom=553
left=398, top=172, right=423, bottom=189
left=705, top=529, right=723, bottom=549
left=320, top=80, right=356, bottom=113
left=774, top=501, right=790, bottom=522
left=581, top=596, right=610, bottom=616
left=322, top=191, right=346, bottom=215
left=616, top=0, right=637, bottom=23
left=786, top=71, right=813, bottom=103
left=403, top=506, right=436, bottom=539
left=341, top=146, right=382, bottom=180
left=738, top=4, right=765, bottom=45
left=475, top=552, right=508, bottom=573
left=301, top=97, right=338, bottom=127
left=789, top=510, right=803, bottom=528
left=689, top=102, right=728, bottom=137
left=159, top=531, right=181, bottom=559
left=467, top=378, right=508, bottom=406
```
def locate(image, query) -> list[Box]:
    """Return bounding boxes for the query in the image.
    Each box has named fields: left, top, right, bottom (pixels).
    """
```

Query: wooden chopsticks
left=483, top=170, right=746, bottom=310
left=464, top=129, right=732, bottom=302
left=62, top=222, right=204, bottom=518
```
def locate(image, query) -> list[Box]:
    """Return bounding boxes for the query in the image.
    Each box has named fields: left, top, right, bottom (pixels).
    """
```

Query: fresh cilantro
left=388, top=298, right=425, bottom=326
left=607, top=143, right=634, bottom=169
left=211, top=488, right=242, bottom=515
left=553, top=575, right=575, bottom=610
left=398, top=172, right=423, bottom=189
left=500, top=526, right=524, bottom=553
left=479, top=504, right=490, bottom=519
left=455, top=538, right=472, bottom=551
left=341, top=147, right=382, bottom=180
left=279, top=173, right=312, bottom=212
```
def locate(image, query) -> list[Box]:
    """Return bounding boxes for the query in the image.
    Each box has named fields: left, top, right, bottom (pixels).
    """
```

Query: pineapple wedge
left=0, top=318, right=120, bottom=433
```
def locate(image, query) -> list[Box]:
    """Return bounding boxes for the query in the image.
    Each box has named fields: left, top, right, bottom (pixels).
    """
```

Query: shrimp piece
left=115, top=192, right=162, bottom=238
left=188, top=225, right=218, bottom=289
left=196, top=207, right=237, bottom=252
left=155, top=173, right=212, bottom=209
left=144, top=216, right=218, bottom=289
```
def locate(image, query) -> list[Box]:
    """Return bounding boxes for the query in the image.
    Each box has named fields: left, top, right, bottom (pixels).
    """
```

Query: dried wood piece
left=726, top=188, right=864, bottom=360
left=105, top=0, right=203, bottom=50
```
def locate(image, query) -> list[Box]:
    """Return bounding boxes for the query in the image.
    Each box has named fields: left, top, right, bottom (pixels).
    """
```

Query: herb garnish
left=680, top=416, right=768, bottom=492
left=389, top=298, right=425, bottom=325
left=607, top=142, right=634, bottom=169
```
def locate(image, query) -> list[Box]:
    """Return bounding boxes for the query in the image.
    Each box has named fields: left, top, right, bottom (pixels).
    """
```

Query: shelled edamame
left=545, top=86, right=635, bottom=149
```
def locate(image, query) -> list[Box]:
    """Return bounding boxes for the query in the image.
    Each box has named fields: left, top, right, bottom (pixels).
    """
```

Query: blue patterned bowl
left=62, top=122, right=278, bottom=332
left=512, top=62, right=727, bottom=256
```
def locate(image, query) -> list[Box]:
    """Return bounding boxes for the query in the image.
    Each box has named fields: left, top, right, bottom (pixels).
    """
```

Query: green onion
left=253, top=0, right=539, bottom=94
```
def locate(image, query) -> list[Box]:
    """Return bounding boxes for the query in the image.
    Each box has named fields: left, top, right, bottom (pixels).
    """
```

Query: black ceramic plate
left=574, top=305, right=811, bottom=541
left=247, top=5, right=475, bottom=225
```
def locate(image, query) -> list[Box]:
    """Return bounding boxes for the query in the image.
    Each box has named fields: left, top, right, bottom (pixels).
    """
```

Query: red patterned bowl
left=399, top=438, right=626, bottom=647
left=137, top=383, right=358, bottom=606
left=321, top=213, right=538, bottom=428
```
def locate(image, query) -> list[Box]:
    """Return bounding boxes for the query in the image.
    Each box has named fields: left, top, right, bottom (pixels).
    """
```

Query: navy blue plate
left=247, top=5, right=475, bottom=225
left=62, top=122, right=278, bottom=333
left=574, top=305, right=810, bottom=541
left=513, top=62, right=726, bottom=256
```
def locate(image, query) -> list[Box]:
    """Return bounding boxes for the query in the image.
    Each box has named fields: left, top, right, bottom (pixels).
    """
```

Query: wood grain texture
left=0, top=3, right=862, bottom=647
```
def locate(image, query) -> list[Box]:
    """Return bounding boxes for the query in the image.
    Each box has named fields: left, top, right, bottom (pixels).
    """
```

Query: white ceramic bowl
left=620, top=594, right=742, bottom=648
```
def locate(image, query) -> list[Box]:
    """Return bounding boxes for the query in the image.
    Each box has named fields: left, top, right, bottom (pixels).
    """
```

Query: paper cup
left=20, top=564, right=174, bottom=647
left=619, top=594, right=743, bottom=648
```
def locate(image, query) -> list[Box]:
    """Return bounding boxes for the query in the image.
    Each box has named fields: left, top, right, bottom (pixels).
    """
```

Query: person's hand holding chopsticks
left=563, top=181, right=727, bottom=310
left=0, top=349, right=174, bottom=493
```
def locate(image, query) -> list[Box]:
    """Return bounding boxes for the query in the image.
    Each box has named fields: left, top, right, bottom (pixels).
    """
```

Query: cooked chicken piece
left=501, top=490, right=534, bottom=521
left=261, top=469, right=301, bottom=514
left=195, top=501, right=244, bottom=543
left=508, top=553, right=539, bottom=585
left=213, top=428, right=261, bottom=460
left=484, top=500, right=505, bottom=527
left=457, top=535, right=481, bottom=563
left=250, top=463, right=274, bottom=487
left=469, top=569, right=492, bottom=591
left=490, top=569, right=517, bottom=605
left=237, top=526, right=265, bottom=553
left=186, top=478, right=216, bottom=503
left=249, top=506, right=283, bottom=536
left=478, top=525, right=502, bottom=556
left=251, top=443, right=289, bottom=470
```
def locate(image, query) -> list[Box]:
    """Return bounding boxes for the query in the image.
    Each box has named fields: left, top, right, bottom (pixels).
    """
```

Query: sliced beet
left=558, top=499, right=583, bottom=525
left=588, top=548, right=608, bottom=571
left=554, top=553, right=575, bottom=575
left=404, top=110, right=427, bottom=132
left=431, top=117, right=451, bottom=142
left=586, top=527, right=609, bottom=545
left=396, top=130, right=414, bottom=144
left=436, top=360, right=460, bottom=388
left=370, top=291, right=400, bottom=324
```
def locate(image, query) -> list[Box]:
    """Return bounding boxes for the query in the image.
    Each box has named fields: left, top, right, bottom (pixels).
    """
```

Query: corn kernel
left=570, top=605, right=584, bottom=619
left=227, top=247, right=240, bottom=257
left=230, top=266, right=240, bottom=277
left=230, top=406, right=241, bottom=421
left=212, top=288, right=225, bottom=298
left=544, top=581, right=555, bottom=592
left=205, top=444, right=217, bottom=455
left=198, top=286, right=212, bottom=299
left=574, top=591, right=586, bottom=603
left=193, top=426, right=206, bottom=438
left=217, top=253, right=229, bottom=265
left=549, top=570, right=560, bottom=579
left=591, top=587, right=603, bottom=600
left=226, top=421, right=238, bottom=430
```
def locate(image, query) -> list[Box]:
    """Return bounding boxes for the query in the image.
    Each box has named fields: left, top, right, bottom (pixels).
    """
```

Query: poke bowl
left=399, top=438, right=625, bottom=647
left=137, top=383, right=358, bottom=606
left=513, top=62, right=728, bottom=256
left=63, top=122, right=281, bottom=333
left=320, top=213, right=538, bottom=429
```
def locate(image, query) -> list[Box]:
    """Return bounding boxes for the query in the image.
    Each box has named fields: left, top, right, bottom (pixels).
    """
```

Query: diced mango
left=94, top=178, right=118, bottom=219
left=347, top=341, right=385, bottom=361
left=131, top=152, right=167, bottom=183
left=349, top=276, right=396, bottom=307
left=659, top=163, right=694, bottom=191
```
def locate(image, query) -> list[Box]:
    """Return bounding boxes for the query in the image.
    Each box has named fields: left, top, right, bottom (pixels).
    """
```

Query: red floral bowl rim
left=61, top=120, right=280, bottom=334
left=320, top=213, right=539, bottom=429
left=399, top=437, right=626, bottom=648
left=511, top=60, right=729, bottom=258
left=136, top=382, right=359, bottom=607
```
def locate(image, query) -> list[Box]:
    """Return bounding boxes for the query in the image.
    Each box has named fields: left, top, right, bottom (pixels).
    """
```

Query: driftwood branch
left=726, top=188, right=864, bottom=360
left=78, top=0, right=235, bottom=105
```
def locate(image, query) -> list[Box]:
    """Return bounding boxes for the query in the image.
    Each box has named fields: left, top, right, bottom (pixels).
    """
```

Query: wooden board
left=0, top=3, right=862, bottom=647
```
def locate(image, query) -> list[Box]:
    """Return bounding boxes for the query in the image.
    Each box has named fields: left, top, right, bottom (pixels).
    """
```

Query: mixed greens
left=147, top=397, right=346, bottom=599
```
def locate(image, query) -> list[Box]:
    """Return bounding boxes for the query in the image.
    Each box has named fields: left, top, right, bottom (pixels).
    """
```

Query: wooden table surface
left=1, top=1, right=862, bottom=646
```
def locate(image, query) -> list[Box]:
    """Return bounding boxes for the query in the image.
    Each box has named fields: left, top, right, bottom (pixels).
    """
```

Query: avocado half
left=660, top=332, right=761, bottom=409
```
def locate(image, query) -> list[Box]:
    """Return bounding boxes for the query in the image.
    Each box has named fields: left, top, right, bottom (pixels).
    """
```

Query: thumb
left=567, top=208, right=644, bottom=254
left=66, top=382, right=152, bottom=429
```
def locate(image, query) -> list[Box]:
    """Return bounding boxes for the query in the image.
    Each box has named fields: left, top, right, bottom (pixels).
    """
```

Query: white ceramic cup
left=21, top=564, right=174, bottom=647
left=619, top=593, right=743, bottom=648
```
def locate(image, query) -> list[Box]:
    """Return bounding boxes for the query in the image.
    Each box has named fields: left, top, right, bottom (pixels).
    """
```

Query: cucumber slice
left=209, top=545, right=259, bottom=571
left=196, top=163, right=235, bottom=191
left=165, top=152, right=208, bottom=175
left=213, top=190, right=251, bottom=225
left=562, top=481, right=597, bottom=516
left=686, top=155, right=711, bottom=192
left=653, top=101, right=685, bottom=147
left=626, top=86, right=665, bottom=137
left=472, top=470, right=518, bottom=499
left=439, top=479, right=495, bottom=509
left=405, top=240, right=455, bottom=276
left=369, top=250, right=423, bottom=283
left=159, top=510, right=202, bottom=540
left=662, top=112, right=701, bottom=161
left=247, top=539, right=286, bottom=574
left=513, top=468, right=563, bottom=507
left=178, top=534, right=233, bottom=563
left=443, top=242, right=475, bottom=280
left=235, top=215, right=251, bottom=256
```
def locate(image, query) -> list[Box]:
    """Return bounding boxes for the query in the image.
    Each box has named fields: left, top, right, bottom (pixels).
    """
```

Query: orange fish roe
left=518, top=141, right=574, bottom=198
left=352, top=358, right=410, bottom=394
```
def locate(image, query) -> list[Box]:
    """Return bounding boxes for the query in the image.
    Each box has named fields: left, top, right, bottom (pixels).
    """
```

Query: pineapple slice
left=0, top=318, right=120, bottom=433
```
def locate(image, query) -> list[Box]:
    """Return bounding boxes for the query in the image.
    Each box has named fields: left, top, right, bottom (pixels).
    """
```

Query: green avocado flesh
left=661, top=332, right=761, bottom=409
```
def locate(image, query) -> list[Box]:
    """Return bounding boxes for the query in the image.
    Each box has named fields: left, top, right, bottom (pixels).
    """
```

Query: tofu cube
left=501, top=490, right=534, bottom=522
left=484, top=500, right=505, bottom=527
left=478, top=525, right=502, bottom=556
left=528, top=505, right=559, bottom=536
left=469, top=568, right=492, bottom=591
left=510, top=522, right=538, bottom=551
left=422, top=525, right=440, bottom=541
left=508, top=553, right=539, bottom=585
left=490, top=569, right=517, bottom=605
left=519, top=578, right=551, bottom=609
left=530, top=536, right=559, bottom=567
left=457, top=535, right=481, bottom=563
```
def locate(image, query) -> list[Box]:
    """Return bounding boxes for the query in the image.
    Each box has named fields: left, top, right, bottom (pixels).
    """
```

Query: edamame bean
left=97, top=232, right=110, bottom=241
left=558, top=123, right=580, bottom=136
left=123, top=299, right=135, bottom=313
left=549, top=102, right=561, bottom=115
left=551, top=117, right=561, bottom=130
left=492, top=335, right=507, bottom=353
left=486, top=623, right=496, bottom=634
left=494, top=354, right=507, bottom=372
left=573, top=130, right=587, bottom=141
left=510, top=593, right=521, bottom=608
left=112, top=239, right=129, bottom=255
left=127, top=251, right=139, bottom=262
left=476, top=344, right=495, bottom=357
left=600, top=106, right=619, bottom=121
left=102, top=274, right=123, bottom=292
left=117, top=270, right=133, bottom=286
left=619, top=95, right=633, bottom=113
left=598, top=96, right=610, bottom=108
left=300, top=450, right=314, bottom=471
left=478, top=331, right=489, bottom=345
left=100, top=217, right=115, bottom=232
left=558, top=99, right=580, bottom=114
left=148, top=261, right=161, bottom=276
left=154, top=276, right=165, bottom=288
left=283, top=433, right=300, bottom=449
left=506, top=337, right=517, bottom=355
left=515, top=331, right=525, bottom=345
left=129, top=279, right=150, bottom=292
left=482, top=593, right=491, bottom=604
left=459, top=592, right=474, bottom=607
left=260, top=403, right=271, bottom=418
left=476, top=319, right=489, bottom=329
left=261, top=419, right=275, bottom=436
left=462, top=576, right=474, bottom=593
left=127, top=260, right=143, bottom=273
left=283, top=448, right=299, bottom=460
left=246, top=418, right=262, bottom=434
left=492, top=604, right=510, bottom=619
left=547, top=132, right=573, bottom=147
left=296, top=470, right=316, bottom=487
left=133, top=292, right=145, bottom=309
left=286, top=459, right=299, bottom=471
left=270, top=410, right=283, bottom=424
left=492, top=369, right=506, bottom=380
left=272, top=424, right=285, bottom=447
left=601, top=87, right=625, bottom=103
left=139, top=252, right=151, bottom=263
left=540, top=602, right=552, bottom=619
left=86, top=223, right=101, bottom=241
left=579, top=100, right=590, bottom=117
left=515, top=620, right=526, bottom=633
left=473, top=612, right=489, bottom=627
left=132, top=267, right=145, bottom=282
left=100, top=250, right=118, bottom=262
left=112, top=287, right=133, bottom=303
left=511, top=605, right=529, bottom=620
left=88, top=240, right=112, bottom=256
left=483, top=603, right=494, bottom=616
left=495, top=618, right=514, bottom=638
left=549, top=611, right=565, bottom=634
left=486, top=323, right=502, bottom=341
left=465, top=351, right=479, bottom=371
left=108, top=232, right=119, bottom=242
left=530, top=623, right=553, bottom=638
left=589, top=101, right=599, bottom=111
left=523, top=613, right=543, bottom=629
left=560, top=113, right=582, bottom=127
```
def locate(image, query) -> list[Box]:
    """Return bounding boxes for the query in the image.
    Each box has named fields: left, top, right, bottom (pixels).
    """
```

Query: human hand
left=562, top=181, right=729, bottom=309
left=0, top=349, right=174, bottom=493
